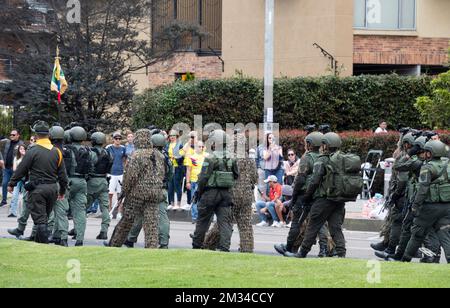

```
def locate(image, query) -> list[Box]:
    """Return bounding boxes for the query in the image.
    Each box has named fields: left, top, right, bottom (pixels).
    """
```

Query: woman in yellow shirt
left=185, top=141, right=207, bottom=222
left=166, top=130, right=184, bottom=210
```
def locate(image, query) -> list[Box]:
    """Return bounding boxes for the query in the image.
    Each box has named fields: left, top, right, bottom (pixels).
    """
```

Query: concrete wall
left=417, top=0, right=450, bottom=38
left=222, top=0, right=354, bottom=78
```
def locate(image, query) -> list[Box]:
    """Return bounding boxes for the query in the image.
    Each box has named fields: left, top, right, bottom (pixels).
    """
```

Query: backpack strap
left=55, top=148, right=63, bottom=168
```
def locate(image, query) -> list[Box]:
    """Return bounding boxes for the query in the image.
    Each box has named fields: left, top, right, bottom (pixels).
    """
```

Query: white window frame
left=354, top=0, right=416, bottom=31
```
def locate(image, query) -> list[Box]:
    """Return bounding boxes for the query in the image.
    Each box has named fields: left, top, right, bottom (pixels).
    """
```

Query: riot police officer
left=88, top=132, right=113, bottom=240
left=192, top=130, right=239, bottom=252
left=8, top=121, right=68, bottom=244
left=402, top=140, right=450, bottom=263
left=66, top=126, right=95, bottom=246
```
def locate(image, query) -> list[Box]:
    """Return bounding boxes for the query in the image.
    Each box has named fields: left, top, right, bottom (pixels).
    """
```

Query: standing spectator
left=283, top=149, right=300, bottom=185
left=106, top=132, right=127, bottom=219
left=166, top=130, right=184, bottom=210
left=185, top=141, right=207, bottom=222
left=263, top=133, right=284, bottom=187
left=125, top=131, right=135, bottom=158
left=375, top=120, right=388, bottom=134
left=255, top=175, right=283, bottom=227
left=181, top=131, right=197, bottom=209
left=1, top=129, right=24, bottom=207
left=8, top=144, right=27, bottom=217
left=29, top=136, right=36, bottom=144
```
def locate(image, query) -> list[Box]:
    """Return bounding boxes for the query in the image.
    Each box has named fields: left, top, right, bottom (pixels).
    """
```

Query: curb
left=167, top=211, right=383, bottom=233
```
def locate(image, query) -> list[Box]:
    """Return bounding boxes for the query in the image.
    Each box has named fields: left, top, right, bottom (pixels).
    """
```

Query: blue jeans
left=256, top=201, right=278, bottom=223
left=264, top=168, right=284, bottom=191
left=9, top=180, right=23, bottom=216
left=168, top=166, right=184, bottom=205
left=2, top=168, right=13, bottom=203
left=88, top=199, right=99, bottom=213
left=190, top=182, right=199, bottom=221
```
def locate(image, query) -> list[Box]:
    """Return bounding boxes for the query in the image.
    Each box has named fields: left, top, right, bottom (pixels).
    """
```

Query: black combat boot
left=7, top=228, right=24, bottom=238
left=96, top=232, right=108, bottom=240
left=103, top=241, right=110, bottom=247
left=375, top=250, right=391, bottom=260
left=124, top=240, right=134, bottom=248
left=318, top=244, right=328, bottom=258
left=274, top=244, right=287, bottom=256
left=75, top=241, right=83, bottom=247
left=52, top=238, right=62, bottom=245
left=59, top=239, right=68, bottom=247
left=22, top=235, right=35, bottom=242
left=35, top=225, right=50, bottom=244
left=370, top=241, right=388, bottom=252
left=285, top=247, right=309, bottom=258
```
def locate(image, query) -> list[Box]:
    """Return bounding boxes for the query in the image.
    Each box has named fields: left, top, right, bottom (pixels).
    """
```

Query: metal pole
left=264, top=0, right=274, bottom=133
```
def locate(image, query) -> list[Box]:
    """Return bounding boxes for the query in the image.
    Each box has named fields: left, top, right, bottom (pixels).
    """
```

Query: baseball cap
left=264, top=175, right=278, bottom=183
left=112, top=132, right=122, bottom=139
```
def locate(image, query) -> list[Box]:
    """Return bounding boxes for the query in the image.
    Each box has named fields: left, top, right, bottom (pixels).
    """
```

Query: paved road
left=2, top=204, right=446, bottom=263
left=0, top=205, right=382, bottom=260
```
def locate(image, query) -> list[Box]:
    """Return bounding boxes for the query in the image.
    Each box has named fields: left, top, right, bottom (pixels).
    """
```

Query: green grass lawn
left=0, top=239, right=448, bottom=288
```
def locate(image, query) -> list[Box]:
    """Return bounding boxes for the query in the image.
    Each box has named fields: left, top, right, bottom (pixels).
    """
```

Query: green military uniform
left=192, top=130, right=239, bottom=252
left=403, top=141, right=450, bottom=263
left=8, top=121, right=68, bottom=244
left=88, top=133, right=113, bottom=240
left=292, top=133, right=350, bottom=258
left=67, top=127, right=95, bottom=245
left=203, top=134, right=258, bottom=253
left=126, top=133, right=171, bottom=248
left=53, top=130, right=73, bottom=244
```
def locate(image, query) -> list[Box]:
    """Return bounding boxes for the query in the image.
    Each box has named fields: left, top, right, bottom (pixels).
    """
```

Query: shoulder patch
left=419, top=169, right=431, bottom=184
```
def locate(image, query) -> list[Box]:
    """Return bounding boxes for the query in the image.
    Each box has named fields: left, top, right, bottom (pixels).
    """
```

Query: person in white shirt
left=374, top=121, right=388, bottom=134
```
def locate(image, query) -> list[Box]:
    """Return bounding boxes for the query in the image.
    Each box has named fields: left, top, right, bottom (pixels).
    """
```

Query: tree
left=415, top=70, right=450, bottom=129
left=0, top=0, right=205, bottom=131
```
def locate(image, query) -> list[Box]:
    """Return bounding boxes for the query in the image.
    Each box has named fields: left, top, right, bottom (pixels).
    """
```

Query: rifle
left=109, top=180, right=124, bottom=217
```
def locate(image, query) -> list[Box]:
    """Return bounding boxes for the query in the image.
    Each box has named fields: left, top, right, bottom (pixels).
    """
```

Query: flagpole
left=55, top=45, right=62, bottom=124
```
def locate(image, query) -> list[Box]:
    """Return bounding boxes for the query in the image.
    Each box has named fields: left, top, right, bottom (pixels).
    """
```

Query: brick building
left=144, top=0, right=449, bottom=90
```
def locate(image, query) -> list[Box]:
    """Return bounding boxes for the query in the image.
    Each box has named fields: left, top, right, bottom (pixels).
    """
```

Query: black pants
left=388, top=196, right=406, bottom=250
left=301, top=198, right=346, bottom=256
left=286, top=199, right=309, bottom=252
left=26, top=183, right=58, bottom=225
left=192, top=189, right=233, bottom=251
left=404, top=203, right=450, bottom=262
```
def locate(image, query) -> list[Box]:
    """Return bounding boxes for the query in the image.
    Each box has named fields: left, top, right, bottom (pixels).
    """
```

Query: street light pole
left=264, top=0, right=274, bottom=133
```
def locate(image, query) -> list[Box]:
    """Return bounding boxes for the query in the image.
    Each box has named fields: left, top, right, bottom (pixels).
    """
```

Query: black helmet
left=91, top=132, right=107, bottom=146
left=32, top=121, right=50, bottom=134
left=70, top=126, right=87, bottom=142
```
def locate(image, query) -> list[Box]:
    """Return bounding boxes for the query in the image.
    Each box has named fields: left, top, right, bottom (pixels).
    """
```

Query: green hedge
left=133, top=75, right=432, bottom=131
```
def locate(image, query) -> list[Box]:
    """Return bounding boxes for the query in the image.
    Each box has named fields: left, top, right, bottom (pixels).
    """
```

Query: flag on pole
left=50, top=46, right=68, bottom=103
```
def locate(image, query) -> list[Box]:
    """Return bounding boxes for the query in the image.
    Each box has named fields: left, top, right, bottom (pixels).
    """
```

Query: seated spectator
left=275, top=185, right=293, bottom=228
left=374, top=120, right=388, bottom=134
left=283, top=149, right=300, bottom=185
left=255, top=175, right=283, bottom=227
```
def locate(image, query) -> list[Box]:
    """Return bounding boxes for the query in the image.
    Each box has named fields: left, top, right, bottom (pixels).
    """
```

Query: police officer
left=203, top=133, right=258, bottom=253
left=375, top=136, right=427, bottom=260
left=48, top=125, right=70, bottom=246
left=8, top=121, right=68, bottom=244
left=192, top=130, right=239, bottom=252
left=286, top=132, right=348, bottom=258
left=402, top=140, right=450, bottom=263
left=382, top=132, right=415, bottom=254
left=88, top=132, right=113, bottom=240
left=125, top=133, right=172, bottom=249
left=66, top=126, right=95, bottom=246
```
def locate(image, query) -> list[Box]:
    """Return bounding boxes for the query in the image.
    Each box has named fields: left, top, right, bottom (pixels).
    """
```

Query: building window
left=354, top=0, right=416, bottom=30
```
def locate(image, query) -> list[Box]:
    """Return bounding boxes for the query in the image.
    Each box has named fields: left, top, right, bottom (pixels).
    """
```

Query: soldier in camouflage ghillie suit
left=106, top=129, right=166, bottom=249
left=203, top=134, right=258, bottom=253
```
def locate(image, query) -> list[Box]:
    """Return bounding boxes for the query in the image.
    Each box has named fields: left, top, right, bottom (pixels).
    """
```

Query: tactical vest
left=302, top=151, right=319, bottom=192
left=66, top=144, right=92, bottom=177
left=91, top=147, right=113, bottom=177
left=322, top=151, right=363, bottom=202
left=207, top=154, right=235, bottom=189
left=406, top=156, right=422, bottom=203
left=425, top=159, right=450, bottom=203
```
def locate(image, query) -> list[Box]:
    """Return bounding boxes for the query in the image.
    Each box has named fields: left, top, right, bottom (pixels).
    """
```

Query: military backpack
left=65, top=145, right=92, bottom=177
left=207, top=156, right=235, bottom=189
left=323, top=152, right=363, bottom=202
left=424, top=159, right=450, bottom=203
